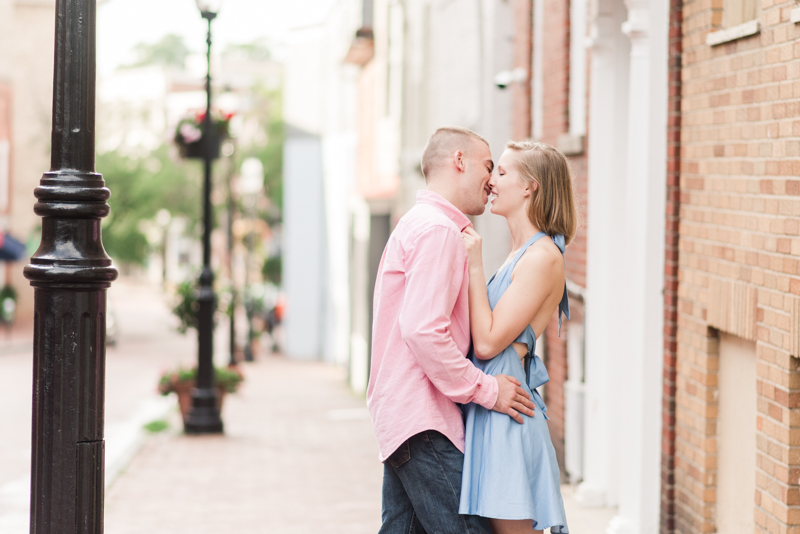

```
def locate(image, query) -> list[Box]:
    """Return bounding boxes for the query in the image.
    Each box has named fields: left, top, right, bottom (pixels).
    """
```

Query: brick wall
left=539, top=0, right=588, bottom=288
left=538, top=0, right=570, bottom=474
left=662, top=1, right=683, bottom=532
left=511, top=0, right=532, bottom=142
left=527, top=0, right=590, bottom=478
left=677, top=3, right=800, bottom=533
left=543, top=313, right=567, bottom=474
left=541, top=0, right=570, bottom=144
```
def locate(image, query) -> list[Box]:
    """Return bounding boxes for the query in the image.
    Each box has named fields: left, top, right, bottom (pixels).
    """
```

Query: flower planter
left=174, top=110, right=231, bottom=160
left=173, top=381, right=227, bottom=422
left=158, top=366, right=243, bottom=422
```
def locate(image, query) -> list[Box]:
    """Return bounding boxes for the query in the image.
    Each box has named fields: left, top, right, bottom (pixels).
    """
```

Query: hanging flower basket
left=174, top=109, right=233, bottom=160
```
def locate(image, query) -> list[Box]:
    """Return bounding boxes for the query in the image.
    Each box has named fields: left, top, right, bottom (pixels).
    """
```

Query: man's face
left=460, top=140, right=494, bottom=216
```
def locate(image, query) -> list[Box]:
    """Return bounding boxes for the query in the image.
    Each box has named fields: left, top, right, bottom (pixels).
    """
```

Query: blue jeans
left=378, top=430, right=491, bottom=534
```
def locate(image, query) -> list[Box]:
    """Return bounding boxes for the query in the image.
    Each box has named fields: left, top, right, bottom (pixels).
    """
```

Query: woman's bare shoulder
left=512, top=238, right=563, bottom=282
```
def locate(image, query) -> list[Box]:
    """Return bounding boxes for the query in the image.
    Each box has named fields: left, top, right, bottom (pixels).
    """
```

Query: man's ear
left=454, top=150, right=466, bottom=172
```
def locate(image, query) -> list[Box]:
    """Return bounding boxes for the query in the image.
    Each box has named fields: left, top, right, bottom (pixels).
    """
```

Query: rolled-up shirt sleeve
left=398, top=225, right=498, bottom=409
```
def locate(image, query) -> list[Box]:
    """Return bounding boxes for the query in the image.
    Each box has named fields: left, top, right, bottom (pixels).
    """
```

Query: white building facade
left=282, top=2, right=360, bottom=364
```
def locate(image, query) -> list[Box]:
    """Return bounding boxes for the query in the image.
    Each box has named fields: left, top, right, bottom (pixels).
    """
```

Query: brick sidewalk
left=0, top=278, right=612, bottom=533
left=104, top=355, right=383, bottom=534
left=103, top=353, right=616, bottom=534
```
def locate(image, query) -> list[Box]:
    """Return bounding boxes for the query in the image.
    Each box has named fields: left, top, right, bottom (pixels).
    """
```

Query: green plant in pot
left=0, top=285, right=18, bottom=324
left=171, top=279, right=231, bottom=334
left=158, top=366, right=244, bottom=422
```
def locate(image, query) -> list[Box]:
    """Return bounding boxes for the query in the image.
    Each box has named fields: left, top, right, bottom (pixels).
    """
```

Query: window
left=707, top=0, right=759, bottom=46
left=723, top=0, right=758, bottom=28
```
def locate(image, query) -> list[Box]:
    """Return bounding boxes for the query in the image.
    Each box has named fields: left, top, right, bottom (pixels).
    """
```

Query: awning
left=0, top=233, right=26, bottom=261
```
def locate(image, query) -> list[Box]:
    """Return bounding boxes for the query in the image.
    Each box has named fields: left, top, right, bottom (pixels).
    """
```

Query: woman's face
left=488, top=149, right=534, bottom=217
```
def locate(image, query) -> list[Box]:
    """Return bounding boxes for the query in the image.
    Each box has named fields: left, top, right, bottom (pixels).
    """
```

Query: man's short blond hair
left=420, top=127, right=489, bottom=181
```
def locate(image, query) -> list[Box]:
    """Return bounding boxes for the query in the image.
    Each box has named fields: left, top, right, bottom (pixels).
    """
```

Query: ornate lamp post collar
left=195, top=0, right=221, bottom=19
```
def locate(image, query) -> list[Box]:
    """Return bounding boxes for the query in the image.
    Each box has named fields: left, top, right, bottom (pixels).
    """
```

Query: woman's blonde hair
left=506, top=141, right=578, bottom=245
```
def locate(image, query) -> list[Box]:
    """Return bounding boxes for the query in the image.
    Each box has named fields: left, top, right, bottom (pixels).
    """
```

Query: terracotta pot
left=173, top=381, right=227, bottom=421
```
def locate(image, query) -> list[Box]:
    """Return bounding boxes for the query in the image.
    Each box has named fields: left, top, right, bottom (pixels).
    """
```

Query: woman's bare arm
left=462, top=228, right=562, bottom=360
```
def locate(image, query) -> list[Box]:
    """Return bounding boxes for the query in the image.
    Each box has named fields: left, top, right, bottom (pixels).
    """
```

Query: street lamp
left=24, top=0, right=118, bottom=531
left=196, top=0, right=222, bottom=18
left=185, top=0, right=224, bottom=434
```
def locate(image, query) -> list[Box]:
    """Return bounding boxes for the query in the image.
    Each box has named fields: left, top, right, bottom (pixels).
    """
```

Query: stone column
left=606, top=0, right=669, bottom=532
left=578, top=0, right=630, bottom=509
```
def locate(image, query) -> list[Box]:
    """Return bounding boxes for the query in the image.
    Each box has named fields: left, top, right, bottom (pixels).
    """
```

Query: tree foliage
left=239, top=86, right=284, bottom=212
left=98, top=145, right=201, bottom=265
left=128, top=34, right=190, bottom=69
left=224, top=41, right=271, bottom=62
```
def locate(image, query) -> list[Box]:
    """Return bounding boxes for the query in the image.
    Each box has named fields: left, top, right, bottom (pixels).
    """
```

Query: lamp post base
left=184, top=388, right=224, bottom=434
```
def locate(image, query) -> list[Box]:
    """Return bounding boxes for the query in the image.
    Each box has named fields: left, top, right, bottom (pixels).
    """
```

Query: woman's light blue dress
left=459, top=232, right=570, bottom=533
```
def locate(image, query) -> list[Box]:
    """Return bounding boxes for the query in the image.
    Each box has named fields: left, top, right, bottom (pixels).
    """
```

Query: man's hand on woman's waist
left=492, top=374, right=535, bottom=424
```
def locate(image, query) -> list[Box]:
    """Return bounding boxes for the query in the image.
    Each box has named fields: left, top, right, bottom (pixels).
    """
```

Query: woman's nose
left=488, top=174, right=497, bottom=187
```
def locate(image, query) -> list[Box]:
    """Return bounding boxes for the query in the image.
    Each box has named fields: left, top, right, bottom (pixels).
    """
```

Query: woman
left=459, top=141, right=576, bottom=534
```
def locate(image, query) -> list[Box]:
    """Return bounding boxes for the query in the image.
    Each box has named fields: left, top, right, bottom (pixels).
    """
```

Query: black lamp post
left=185, top=0, right=224, bottom=434
left=226, top=147, right=238, bottom=367
left=238, top=158, right=264, bottom=362
left=24, top=0, right=118, bottom=531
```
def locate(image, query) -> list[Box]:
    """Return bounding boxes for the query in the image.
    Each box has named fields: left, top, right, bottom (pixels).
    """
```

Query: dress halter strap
left=551, top=234, right=571, bottom=336
left=512, top=232, right=547, bottom=265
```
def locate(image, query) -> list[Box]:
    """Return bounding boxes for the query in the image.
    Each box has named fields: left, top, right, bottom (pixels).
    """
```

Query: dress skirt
left=459, top=345, right=569, bottom=533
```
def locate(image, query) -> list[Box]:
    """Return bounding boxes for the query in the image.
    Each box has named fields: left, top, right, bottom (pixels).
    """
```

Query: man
left=367, top=127, right=536, bottom=533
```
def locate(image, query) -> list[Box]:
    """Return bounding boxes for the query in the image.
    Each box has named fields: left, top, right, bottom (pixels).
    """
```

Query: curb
left=105, top=395, right=177, bottom=489
left=0, top=395, right=177, bottom=533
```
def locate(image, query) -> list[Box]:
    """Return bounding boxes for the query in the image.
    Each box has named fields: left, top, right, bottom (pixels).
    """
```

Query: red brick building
left=509, top=0, right=590, bottom=477
left=507, top=0, right=800, bottom=533
left=0, top=82, right=11, bottom=244
left=511, top=0, right=673, bottom=532
left=675, top=3, right=800, bottom=533
left=342, top=0, right=800, bottom=531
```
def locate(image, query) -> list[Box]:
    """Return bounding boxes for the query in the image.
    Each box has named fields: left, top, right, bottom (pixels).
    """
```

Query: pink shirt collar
left=417, top=190, right=472, bottom=231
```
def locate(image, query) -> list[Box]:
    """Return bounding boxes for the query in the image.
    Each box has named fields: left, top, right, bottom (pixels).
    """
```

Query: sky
left=97, top=0, right=336, bottom=75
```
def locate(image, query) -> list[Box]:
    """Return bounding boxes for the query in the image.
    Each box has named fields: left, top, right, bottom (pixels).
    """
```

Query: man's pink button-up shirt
left=367, top=190, right=499, bottom=462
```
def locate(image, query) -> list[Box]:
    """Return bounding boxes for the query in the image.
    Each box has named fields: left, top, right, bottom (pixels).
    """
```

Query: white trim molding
left=791, top=8, right=800, bottom=23
left=581, top=0, right=631, bottom=511
left=706, top=19, right=760, bottom=46
left=557, top=133, right=585, bottom=156
left=569, top=0, right=588, bottom=139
